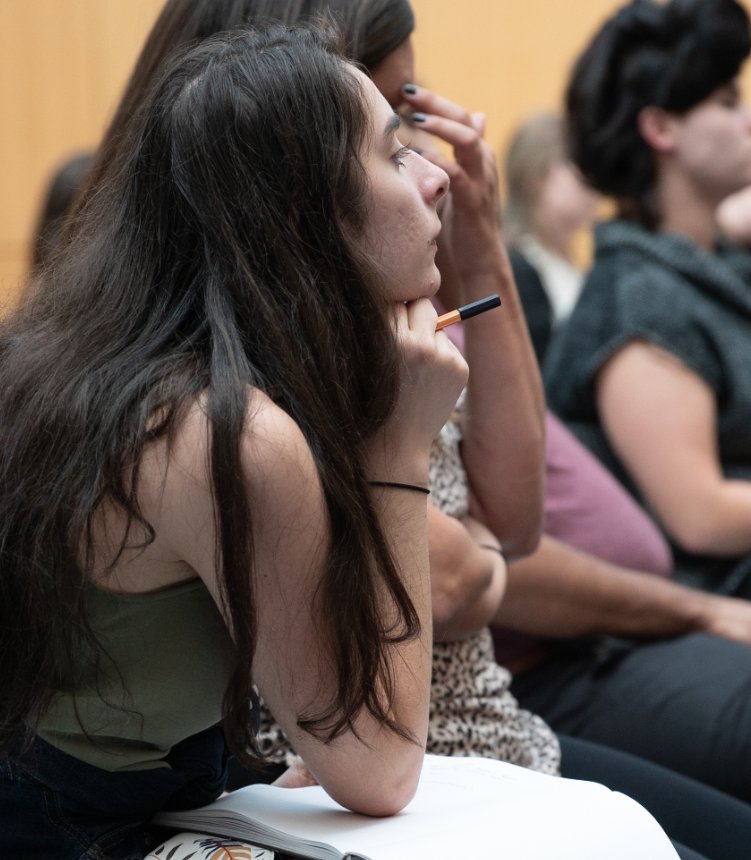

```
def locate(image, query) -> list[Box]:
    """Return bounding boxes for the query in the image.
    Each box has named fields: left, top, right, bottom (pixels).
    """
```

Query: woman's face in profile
left=670, top=80, right=751, bottom=203
left=353, top=68, right=448, bottom=303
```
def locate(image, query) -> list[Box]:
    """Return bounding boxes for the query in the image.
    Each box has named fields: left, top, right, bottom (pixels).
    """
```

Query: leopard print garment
left=426, top=405, right=560, bottom=775
left=256, top=403, right=560, bottom=776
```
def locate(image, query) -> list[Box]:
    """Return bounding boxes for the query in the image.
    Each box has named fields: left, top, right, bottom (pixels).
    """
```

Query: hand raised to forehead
left=399, top=83, right=503, bottom=281
left=400, top=84, right=499, bottom=222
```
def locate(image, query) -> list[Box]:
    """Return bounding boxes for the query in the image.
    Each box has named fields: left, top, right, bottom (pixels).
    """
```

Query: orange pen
left=435, top=294, right=501, bottom=331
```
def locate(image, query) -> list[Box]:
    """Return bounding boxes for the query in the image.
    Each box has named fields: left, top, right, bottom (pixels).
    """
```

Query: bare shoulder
left=91, top=389, right=323, bottom=595
left=165, top=388, right=318, bottom=488
left=157, top=389, right=324, bottom=569
left=239, top=389, right=320, bottom=492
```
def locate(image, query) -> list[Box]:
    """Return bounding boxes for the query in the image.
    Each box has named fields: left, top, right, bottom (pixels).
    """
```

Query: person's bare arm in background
left=494, top=533, right=751, bottom=646
left=598, top=343, right=751, bottom=557
left=402, top=85, right=544, bottom=560
left=428, top=503, right=507, bottom=642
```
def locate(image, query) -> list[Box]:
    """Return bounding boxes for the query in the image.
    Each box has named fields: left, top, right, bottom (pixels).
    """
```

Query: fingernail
left=411, top=112, right=427, bottom=123
left=403, top=83, right=418, bottom=94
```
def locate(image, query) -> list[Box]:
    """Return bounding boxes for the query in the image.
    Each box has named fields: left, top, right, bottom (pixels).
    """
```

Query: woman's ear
left=637, top=105, right=678, bottom=153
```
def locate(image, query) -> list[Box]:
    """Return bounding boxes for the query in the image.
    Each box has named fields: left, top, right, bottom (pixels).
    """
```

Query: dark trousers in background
left=513, top=632, right=751, bottom=802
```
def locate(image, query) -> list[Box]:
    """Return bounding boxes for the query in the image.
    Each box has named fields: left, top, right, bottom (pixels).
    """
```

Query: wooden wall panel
left=0, top=0, right=162, bottom=306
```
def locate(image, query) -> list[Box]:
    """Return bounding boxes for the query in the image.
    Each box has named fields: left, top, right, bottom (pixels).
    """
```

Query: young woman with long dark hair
left=97, top=4, right=751, bottom=860
left=69, top=0, right=546, bottom=567
left=0, top=25, right=467, bottom=857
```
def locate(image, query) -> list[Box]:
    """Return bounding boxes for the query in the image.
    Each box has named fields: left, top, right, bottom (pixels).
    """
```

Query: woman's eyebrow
left=383, top=112, right=401, bottom=141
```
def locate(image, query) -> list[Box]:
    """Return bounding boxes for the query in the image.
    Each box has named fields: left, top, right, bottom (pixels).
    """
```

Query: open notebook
left=154, top=753, right=678, bottom=860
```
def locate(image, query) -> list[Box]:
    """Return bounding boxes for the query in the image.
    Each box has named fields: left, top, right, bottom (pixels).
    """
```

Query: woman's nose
left=425, top=161, right=450, bottom=205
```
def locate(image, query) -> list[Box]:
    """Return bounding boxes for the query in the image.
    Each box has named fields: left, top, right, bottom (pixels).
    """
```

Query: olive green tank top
left=37, top=578, right=234, bottom=772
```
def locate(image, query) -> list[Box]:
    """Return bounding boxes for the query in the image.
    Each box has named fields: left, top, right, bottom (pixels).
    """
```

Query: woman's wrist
left=365, top=448, right=430, bottom=490
left=369, top=480, right=430, bottom=495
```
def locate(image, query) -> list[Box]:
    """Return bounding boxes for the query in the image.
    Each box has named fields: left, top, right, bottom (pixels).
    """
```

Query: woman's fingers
left=471, top=111, right=487, bottom=137
left=272, top=757, right=319, bottom=788
left=410, top=113, right=485, bottom=175
left=403, top=85, right=486, bottom=163
left=400, top=84, right=496, bottom=205
left=403, top=84, right=476, bottom=129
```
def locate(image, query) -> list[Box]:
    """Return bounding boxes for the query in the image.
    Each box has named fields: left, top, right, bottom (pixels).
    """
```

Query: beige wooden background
left=2, top=0, right=750, bottom=308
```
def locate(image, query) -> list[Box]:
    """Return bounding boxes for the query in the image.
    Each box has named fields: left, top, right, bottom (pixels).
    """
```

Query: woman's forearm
left=495, top=534, right=709, bottom=639
left=434, top=548, right=507, bottom=641
left=460, top=242, right=545, bottom=560
left=428, top=507, right=507, bottom=641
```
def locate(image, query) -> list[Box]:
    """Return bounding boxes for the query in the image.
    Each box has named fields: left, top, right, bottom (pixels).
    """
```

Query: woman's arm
left=251, top=301, right=466, bottom=816
left=246, top=401, right=433, bottom=816
left=427, top=504, right=507, bottom=642
left=597, top=341, right=751, bottom=556
left=402, top=85, right=545, bottom=560
left=494, top=533, right=751, bottom=645
left=166, top=301, right=467, bottom=817
left=496, top=534, right=743, bottom=639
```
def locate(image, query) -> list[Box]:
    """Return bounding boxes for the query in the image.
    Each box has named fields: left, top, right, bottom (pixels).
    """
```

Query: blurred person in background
left=503, top=112, right=599, bottom=363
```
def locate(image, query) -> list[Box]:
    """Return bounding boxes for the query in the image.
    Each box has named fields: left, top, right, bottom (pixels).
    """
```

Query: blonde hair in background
left=502, top=111, right=566, bottom=248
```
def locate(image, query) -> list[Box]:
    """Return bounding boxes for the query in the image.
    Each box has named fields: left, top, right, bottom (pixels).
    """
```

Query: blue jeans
left=0, top=727, right=228, bottom=859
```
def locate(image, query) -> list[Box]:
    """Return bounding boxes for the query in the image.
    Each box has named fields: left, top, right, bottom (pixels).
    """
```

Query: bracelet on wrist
left=368, top=480, right=430, bottom=495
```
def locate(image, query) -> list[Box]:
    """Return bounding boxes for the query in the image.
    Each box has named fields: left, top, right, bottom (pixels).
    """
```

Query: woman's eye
left=391, top=145, right=412, bottom=168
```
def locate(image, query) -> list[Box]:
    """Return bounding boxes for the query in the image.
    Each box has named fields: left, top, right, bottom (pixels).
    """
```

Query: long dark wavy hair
left=67, top=0, right=413, bottom=225
left=0, top=26, right=420, bottom=766
left=565, top=0, right=750, bottom=228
